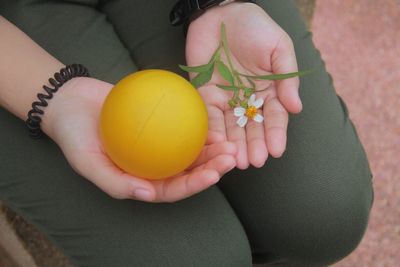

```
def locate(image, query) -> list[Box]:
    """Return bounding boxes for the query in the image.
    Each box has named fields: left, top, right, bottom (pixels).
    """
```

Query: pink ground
left=311, top=0, right=400, bottom=266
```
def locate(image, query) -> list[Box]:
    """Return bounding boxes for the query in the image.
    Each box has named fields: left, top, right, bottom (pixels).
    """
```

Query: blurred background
left=311, top=0, right=400, bottom=266
left=0, top=0, right=399, bottom=266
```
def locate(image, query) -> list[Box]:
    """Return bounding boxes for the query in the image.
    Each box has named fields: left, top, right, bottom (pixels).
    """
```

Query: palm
left=185, top=2, right=301, bottom=168
left=50, top=78, right=236, bottom=202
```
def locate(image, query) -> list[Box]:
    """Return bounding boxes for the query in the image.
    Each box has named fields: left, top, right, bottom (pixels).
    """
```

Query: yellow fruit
left=99, top=69, right=208, bottom=180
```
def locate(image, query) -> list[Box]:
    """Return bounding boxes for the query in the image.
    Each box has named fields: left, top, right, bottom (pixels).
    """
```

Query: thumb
left=269, top=34, right=302, bottom=114
left=72, top=152, right=155, bottom=201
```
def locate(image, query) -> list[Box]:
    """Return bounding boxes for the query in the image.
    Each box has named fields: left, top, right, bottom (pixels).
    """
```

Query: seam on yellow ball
left=132, top=88, right=167, bottom=150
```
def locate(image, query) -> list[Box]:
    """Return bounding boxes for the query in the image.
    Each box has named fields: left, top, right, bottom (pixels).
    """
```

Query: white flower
left=233, top=94, right=264, bottom=127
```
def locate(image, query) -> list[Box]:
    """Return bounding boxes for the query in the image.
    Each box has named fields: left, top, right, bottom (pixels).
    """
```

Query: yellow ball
left=99, top=69, right=208, bottom=180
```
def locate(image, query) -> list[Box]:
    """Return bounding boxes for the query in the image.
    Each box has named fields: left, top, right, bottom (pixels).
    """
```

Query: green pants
left=0, top=0, right=374, bottom=266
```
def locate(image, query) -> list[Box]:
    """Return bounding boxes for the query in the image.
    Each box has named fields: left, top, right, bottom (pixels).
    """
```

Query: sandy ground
left=311, top=0, right=400, bottom=266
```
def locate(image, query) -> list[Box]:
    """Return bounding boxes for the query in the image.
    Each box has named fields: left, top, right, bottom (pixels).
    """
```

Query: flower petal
left=253, top=98, right=264, bottom=109
left=234, top=107, right=246, bottom=117
left=237, top=116, right=248, bottom=127
left=253, top=114, right=264, bottom=123
left=248, top=94, right=256, bottom=106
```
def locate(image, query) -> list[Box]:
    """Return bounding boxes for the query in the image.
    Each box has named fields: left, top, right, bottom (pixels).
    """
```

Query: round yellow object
left=99, top=69, right=208, bottom=180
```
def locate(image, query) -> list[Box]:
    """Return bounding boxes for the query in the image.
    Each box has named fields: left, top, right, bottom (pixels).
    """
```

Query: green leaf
left=179, top=63, right=212, bottom=73
left=179, top=45, right=221, bottom=74
left=191, top=65, right=214, bottom=88
left=216, top=84, right=240, bottom=91
left=239, top=70, right=311, bottom=80
left=216, top=60, right=234, bottom=85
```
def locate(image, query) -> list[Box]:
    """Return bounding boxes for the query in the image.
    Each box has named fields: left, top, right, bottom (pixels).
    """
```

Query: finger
left=197, top=86, right=228, bottom=140
left=225, top=109, right=249, bottom=169
left=187, top=140, right=237, bottom=169
left=207, top=105, right=228, bottom=141
left=263, top=96, right=289, bottom=158
left=270, top=34, right=302, bottom=113
left=153, top=154, right=236, bottom=203
left=206, top=130, right=225, bottom=145
left=246, top=116, right=268, bottom=168
left=74, top=152, right=155, bottom=201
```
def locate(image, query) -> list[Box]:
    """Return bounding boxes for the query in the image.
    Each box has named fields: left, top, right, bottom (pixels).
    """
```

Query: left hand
left=185, top=2, right=302, bottom=169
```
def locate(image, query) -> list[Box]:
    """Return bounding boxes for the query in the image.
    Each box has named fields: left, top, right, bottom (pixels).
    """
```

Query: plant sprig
left=179, top=22, right=310, bottom=109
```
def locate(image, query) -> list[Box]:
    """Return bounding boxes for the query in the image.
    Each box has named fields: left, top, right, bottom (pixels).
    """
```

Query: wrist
left=26, top=64, right=89, bottom=139
left=40, top=77, right=81, bottom=139
left=186, top=1, right=258, bottom=34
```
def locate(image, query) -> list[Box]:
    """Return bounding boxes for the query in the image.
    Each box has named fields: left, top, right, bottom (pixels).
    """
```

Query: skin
left=0, top=16, right=236, bottom=203
left=0, top=2, right=300, bottom=203
left=41, top=77, right=238, bottom=203
left=186, top=2, right=302, bottom=169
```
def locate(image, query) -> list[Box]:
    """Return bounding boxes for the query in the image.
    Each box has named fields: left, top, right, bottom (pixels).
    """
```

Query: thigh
left=0, top=2, right=252, bottom=267
left=99, top=0, right=373, bottom=265
left=98, top=0, right=188, bottom=77
left=216, top=1, right=374, bottom=266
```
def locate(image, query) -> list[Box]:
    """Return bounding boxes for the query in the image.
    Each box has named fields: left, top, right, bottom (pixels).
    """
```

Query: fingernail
left=207, top=173, right=220, bottom=184
left=133, top=188, right=153, bottom=201
left=296, top=93, right=303, bottom=110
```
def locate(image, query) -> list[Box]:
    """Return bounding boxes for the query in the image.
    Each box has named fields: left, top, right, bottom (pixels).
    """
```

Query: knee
left=253, top=171, right=374, bottom=266
left=289, top=186, right=373, bottom=266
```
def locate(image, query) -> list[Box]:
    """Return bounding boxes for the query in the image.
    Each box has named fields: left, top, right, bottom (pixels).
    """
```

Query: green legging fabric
left=0, top=0, right=374, bottom=266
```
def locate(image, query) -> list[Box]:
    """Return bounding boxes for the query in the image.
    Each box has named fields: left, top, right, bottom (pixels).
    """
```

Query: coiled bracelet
left=26, top=64, right=90, bottom=139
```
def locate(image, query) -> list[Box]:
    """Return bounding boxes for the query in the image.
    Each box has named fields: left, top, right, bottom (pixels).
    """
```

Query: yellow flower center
left=245, top=105, right=257, bottom=119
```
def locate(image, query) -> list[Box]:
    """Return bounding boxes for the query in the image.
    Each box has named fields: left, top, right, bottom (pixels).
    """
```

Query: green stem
left=220, top=22, right=258, bottom=104
left=233, top=89, right=238, bottom=98
left=233, top=70, right=245, bottom=88
left=215, top=44, right=222, bottom=61
left=221, top=24, right=235, bottom=76
left=238, top=70, right=310, bottom=80
left=222, top=45, right=246, bottom=89
left=221, top=22, right=247, bottom=90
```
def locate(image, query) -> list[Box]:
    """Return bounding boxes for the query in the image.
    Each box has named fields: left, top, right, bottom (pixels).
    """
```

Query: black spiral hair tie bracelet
left=26, top=64, right=90, bottom=139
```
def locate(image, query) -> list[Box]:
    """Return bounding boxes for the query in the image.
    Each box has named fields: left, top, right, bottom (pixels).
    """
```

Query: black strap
left=26, top=64, right=90, bottom=139
left=170, top=0, right=257, bottom=28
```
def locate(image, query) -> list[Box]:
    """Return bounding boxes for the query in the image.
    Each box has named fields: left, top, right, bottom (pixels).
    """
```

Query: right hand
left=42, top=77, right=237, bottom=203
left=185, top=2, right=302, bottom=169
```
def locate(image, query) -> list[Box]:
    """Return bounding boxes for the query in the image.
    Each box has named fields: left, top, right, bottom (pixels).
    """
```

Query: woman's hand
left=42, top=77, right=237, bottom=203
left=185, top=2, right=301, bottom=169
